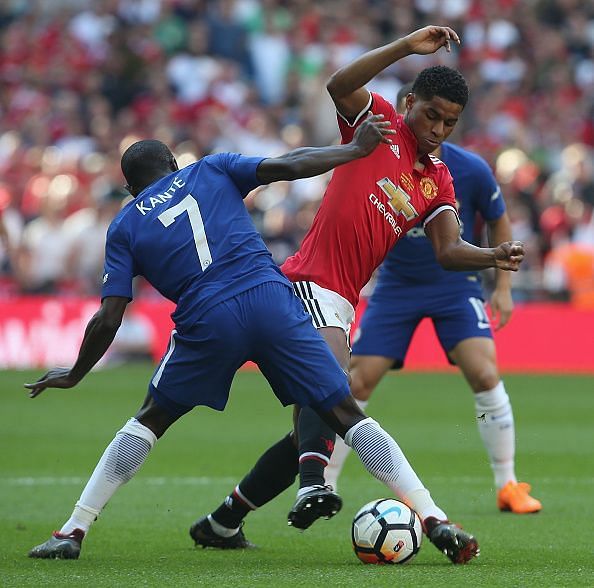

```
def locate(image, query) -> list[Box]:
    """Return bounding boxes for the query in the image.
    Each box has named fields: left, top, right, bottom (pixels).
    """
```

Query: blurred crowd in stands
left=1, top=0, right=594, bottom=306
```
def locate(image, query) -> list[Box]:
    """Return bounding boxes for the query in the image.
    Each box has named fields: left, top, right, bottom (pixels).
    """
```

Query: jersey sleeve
left=473, top=156, right=506, bottom=221
left=422, top=166, right=460, bottom=228
left=336, top=92, right=395, bottom=143
left=101, top=222, right=135, bottom=300
left=220, top=153, right=267, bottom=197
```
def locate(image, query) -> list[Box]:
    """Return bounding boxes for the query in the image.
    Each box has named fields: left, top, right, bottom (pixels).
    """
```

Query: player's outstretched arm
left=256, top=114, right=394, bottom=184
left=425, top=210, right=525, bottom=272
left=25, top=296, right=129, bottom=398
left=327, top=25, right=460, bottom=118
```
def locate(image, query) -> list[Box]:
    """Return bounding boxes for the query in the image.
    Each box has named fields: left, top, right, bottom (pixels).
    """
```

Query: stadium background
left=1, top=0, right=594, bottom=370
left=1, top=2, right=593, bottom=586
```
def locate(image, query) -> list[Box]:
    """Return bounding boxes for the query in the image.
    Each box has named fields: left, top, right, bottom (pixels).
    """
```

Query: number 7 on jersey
left=158, top=194, right=213, bottom=271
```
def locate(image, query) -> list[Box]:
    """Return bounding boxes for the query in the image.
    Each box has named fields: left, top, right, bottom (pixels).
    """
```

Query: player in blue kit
left=324, top=85, right=542, bottom=514
left=26, top=116, right=479, bottom=561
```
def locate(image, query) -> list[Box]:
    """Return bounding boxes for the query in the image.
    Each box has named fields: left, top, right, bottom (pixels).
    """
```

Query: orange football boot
left=497, top=481, right=542, bottom=514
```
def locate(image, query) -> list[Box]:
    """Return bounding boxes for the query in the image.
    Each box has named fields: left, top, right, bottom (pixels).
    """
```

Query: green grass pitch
left=1, top=367, right=593, bottom=587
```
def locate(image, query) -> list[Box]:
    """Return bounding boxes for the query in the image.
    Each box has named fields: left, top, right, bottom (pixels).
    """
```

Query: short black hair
left=121, top=139, right=176, bottom=189
left=412, top=65, right=469, bottom=108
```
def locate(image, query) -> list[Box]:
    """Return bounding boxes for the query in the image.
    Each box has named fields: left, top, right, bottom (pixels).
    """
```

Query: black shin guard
left=212, top=433, right=298, bottom=529
left=298, top=407, right=337, bottom=488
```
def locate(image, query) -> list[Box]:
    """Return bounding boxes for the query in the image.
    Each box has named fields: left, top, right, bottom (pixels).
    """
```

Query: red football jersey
left=282, top=92, right=458, bottom=308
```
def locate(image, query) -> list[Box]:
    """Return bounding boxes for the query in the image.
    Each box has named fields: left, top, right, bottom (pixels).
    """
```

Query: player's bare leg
left=324, top=354, right=393, bottom=490
left=449, top=337, right=541, bottom=514
left=29, top=393, right=178, bottom=559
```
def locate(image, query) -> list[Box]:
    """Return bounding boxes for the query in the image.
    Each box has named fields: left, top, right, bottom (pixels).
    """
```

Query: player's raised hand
left=493, top=241, right=525, bottom=272
left=353, top=113, right=395, bottom=156
left=403, top=26, right=461, bottom=56
left=25, top=367, right=78, bottom=398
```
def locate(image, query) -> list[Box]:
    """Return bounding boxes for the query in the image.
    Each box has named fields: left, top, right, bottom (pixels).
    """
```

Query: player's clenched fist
left=403, top=26, right=461, bottom=56
left=352, top=114, right=396, bottom=156
left=493, top=241, right=525, bottom=271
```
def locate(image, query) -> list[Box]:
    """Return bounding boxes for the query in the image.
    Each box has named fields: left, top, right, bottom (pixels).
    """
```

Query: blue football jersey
left=376, top=142, right=505, bottom=288
left=101, top=153, right=291, bottom=329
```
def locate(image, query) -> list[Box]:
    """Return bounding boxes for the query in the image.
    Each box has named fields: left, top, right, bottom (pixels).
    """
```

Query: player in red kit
left=282, top=90, right=457, bottom=311
left=193, top=26, right=524, bottom=564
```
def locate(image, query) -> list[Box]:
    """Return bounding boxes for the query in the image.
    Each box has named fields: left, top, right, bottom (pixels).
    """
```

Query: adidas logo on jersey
left=428, top=154, right=445, bottom=166
left=390, top=144, right=400, bottom=159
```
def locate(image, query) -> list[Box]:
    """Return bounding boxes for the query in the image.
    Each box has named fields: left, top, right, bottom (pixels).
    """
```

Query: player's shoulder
left=201, top=153, right=226, bottom=164
left=199, top=152, right=243, bottom=171
left=428, top=153, right=448, bottom=169
left=370, top=92, right=397, bottom=117
left=182, top=157, right=209, bottom=176
left=441, top=142, right=494, bottom=176
left=176, top=155, right=228, bottom=182
left=107, top=201, right=133, bottom=235
left=370, top=91, right=394, bottom=108
left=427, top=153, right=452, bottom=185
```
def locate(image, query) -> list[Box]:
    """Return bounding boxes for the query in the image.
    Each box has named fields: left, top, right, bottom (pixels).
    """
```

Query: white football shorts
left=292, top=281, right=355, bottom=336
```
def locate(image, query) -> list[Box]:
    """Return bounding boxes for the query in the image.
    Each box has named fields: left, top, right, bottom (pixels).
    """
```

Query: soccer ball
left=352, top=498, right=423, bottom=564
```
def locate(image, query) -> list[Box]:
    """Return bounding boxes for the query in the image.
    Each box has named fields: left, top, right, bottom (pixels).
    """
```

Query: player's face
left=404, top=94, right=462, bottom=155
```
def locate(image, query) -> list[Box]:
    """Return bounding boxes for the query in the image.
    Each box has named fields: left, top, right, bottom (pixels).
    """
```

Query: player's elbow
left=436, top=255, right=456, bottom=271
left=96, top=311, right=123, bottom=333
left=435, top=246, right=458, bottom=270
left=430, top=233, right=467, bottom=270
left=326, top=74, right=338, bottom=98
left=97, top=304, right=125, bottom=332
left=326, top=71, right=345, bottom=101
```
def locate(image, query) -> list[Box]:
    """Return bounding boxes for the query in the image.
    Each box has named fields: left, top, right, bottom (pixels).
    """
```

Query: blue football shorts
left=148, top=281, right=350, bottom=417
left=352, top=282, right=493, bottom=369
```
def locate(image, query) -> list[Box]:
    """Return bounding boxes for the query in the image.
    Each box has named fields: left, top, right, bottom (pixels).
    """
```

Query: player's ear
left=126, top=184, right=140, bottom=197
left=405, top=93, right=416, bottom=112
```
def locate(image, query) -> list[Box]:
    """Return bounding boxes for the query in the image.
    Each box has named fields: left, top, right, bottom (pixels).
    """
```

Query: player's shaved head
left=412, top=66, right=468, bottom=108
left=121, top=140, right=179, bottom=196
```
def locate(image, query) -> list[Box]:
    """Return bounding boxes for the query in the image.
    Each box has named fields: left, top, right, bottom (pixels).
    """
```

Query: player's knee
left=468, top=364, right=500, bottom=392
left=134, top=405, right=178, bottom=439
left=341, top=397, right=368, bottom=432
left=118, top=418, right=157, bottom=447
left=318, top=396, right=367, bottom=439
left=344, top=416, right=378, bottom=447
left=350, top=369, right=374, bottom=401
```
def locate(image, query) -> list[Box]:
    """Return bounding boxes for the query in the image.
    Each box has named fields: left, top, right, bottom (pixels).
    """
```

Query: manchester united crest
left=420, top=177, right=438, bottom=199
